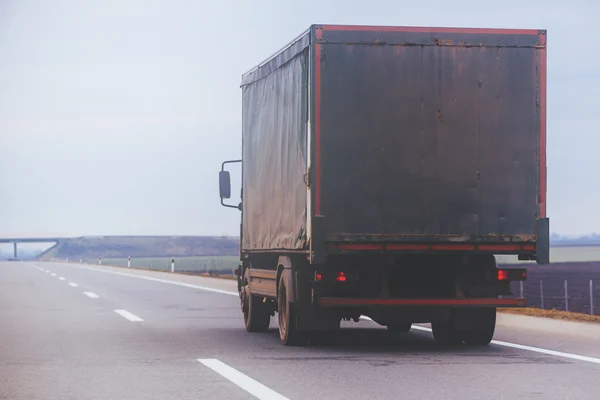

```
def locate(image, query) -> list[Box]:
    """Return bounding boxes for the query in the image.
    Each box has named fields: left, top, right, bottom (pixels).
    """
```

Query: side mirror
left=219, top=170, right=231, bottom=199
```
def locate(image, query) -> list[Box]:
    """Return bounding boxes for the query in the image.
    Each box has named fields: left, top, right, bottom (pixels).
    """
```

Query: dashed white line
left=65, top=263, right=600, bottom=366
left=50, top=273, right=57, bottom=277
left=84, top=292, right=99, bottom=299
left=114, top=309, right=144, bottom=322
left=199, top=358, right=289, bottom=400
left=68, top=282, right=78, bottom=287
left=58, top=277, right=66, bottom=281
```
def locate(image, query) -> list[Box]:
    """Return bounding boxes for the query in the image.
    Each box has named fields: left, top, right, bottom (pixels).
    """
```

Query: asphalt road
left=2, top=261, right=600, bottom=400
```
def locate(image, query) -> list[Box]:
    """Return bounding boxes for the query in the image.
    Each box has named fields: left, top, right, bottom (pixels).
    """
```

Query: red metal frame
left=329, top=243, right=536, bottom=252
left=539, top=32, right=547, bottom=218
left=314, top=27, right=323, bottom=215
left=321, top=25, right=540, bottom=35
left=318, top=297, right=526, bottom=307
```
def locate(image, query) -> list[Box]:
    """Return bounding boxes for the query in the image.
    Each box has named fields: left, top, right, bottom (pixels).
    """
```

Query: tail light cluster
left=497, top=268, right=527, bottom=281
left=336, top=272, right=347, bottom=282
left=314, top=271, right=349, bottom=282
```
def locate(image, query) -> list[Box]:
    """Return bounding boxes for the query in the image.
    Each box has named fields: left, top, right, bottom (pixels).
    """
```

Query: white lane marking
left=360, top=316, right=600, bottom=365
left=199, top=359, right=289, bottom=400
left=114, top=309, right=143, bottom=322
left=58, top=277, right=66, bottom=281
left=68, top=282, right=78, bottom=287
left=490, top=340, right=600, bottom=364
left=61, top=263, right=600, bottom=366
left=84, top=292, right=99, bottom=299
left=74, top=266, right=238, bottom=297
left=50, top=273, right=57, bottom=277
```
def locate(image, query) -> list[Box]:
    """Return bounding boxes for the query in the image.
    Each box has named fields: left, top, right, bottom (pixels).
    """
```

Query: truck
left=218, top=24, right=548, bottom=346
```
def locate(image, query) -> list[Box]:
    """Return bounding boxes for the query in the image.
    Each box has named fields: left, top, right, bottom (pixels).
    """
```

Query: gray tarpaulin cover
left=240, top=49, right=308, bottom=250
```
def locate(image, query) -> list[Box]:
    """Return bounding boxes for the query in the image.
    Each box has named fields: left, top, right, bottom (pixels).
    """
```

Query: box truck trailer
left=219, top=24, right=548, bottom=346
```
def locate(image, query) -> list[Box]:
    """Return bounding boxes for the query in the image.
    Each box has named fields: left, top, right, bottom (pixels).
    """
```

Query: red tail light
left=497, top=268, right=527, bottom=281
left=497, top=270, right=509, bottom=281
left=335, top=271, right=347, bottom=282
left=315, top=272, right=323, bottom=282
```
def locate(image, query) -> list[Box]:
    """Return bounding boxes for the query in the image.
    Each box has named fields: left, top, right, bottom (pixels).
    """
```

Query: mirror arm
left=221, top=198, right=240, bottom=209
left=221, top=159, right=242, bottom=172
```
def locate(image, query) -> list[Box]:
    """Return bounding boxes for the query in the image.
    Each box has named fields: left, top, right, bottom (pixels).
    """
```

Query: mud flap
left=289, top=267, right=339, bottom=331
left=235, top=264, right=243, bottom=293
left=536, top=217, right=550, bottom=265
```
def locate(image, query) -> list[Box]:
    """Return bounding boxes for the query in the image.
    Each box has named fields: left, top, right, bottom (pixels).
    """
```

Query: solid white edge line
left=198, top=358, right=289, bottom=400
left=59, top=263, right=600, bottom=366
left=83, top=292, right=99, bottom=299
left=75, top=266, right=238, bottom=297
left=68, top=282, right=78, bottom=287
left=361, top=316, right=600, bottom=364
left=490, top=339, right=600, bottom=364
left=114, top=309, right=144, bottom=322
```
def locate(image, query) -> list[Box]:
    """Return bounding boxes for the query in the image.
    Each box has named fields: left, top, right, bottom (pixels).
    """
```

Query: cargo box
left=239, top=25, right=548, bottom=263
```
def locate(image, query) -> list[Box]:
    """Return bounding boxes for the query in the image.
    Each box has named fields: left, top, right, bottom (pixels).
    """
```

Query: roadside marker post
left=591, top=280, right=594, bottom=315
left=520, top=281, right=524, bottom=299
left=565, top=280, right=569, bottom=312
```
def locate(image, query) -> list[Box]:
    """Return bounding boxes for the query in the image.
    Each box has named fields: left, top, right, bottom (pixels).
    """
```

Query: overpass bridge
left=0, top=237, right=63, bottom=260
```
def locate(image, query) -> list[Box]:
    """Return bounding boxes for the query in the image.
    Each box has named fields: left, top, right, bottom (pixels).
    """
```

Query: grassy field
left=81, top=246, right=600, bottom=317
left=97, top=256, right=239, bottom=274
left=497, top=246, right=600, bottom=264
left=98, top=245, right=600, bottom=269
left=498, top=307, right=600, bottom=323
left=93, top=246, right=600, bottom=274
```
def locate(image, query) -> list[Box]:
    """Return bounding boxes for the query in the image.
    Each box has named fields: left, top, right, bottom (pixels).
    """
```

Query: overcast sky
left=0, top=0, right=598, bottom=238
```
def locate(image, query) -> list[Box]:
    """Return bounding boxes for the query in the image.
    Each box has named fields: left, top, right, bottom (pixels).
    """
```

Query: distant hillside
left=38, top=236, right=239, bottom=260
left=551, top=236, right=600, bottom=247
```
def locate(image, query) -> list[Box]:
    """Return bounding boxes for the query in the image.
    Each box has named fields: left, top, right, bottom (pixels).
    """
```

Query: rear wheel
left=462, top=308, right=496, bottom=346
left=387, top=323, right=412, bottom=333
left=277, top=277, right=304, bottom=346
left=432, top=312, right=462, bottom=346
left=241, top=270, right=271, bottom=332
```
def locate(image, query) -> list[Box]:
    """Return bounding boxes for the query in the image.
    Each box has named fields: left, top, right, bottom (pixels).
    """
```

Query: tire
left=462, top=308, right=496, bottom=346
left=432, top=313, right=462, bottom=346
left=307, top=330, right=336, bottom=346
left=277, top=277, right=304, bottom=346
left=242, top=270, right=270, bottom=333
left=387, top=323, right=412, bottom=333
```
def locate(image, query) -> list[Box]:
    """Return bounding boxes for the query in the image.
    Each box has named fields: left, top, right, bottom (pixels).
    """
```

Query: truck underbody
left=236, top=252, right=527, bottom=346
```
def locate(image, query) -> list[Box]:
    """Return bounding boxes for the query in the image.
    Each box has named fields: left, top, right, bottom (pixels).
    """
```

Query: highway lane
left=0, top=262, right=256, bottom=400
left=2, top=261, right=600, bottom=400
